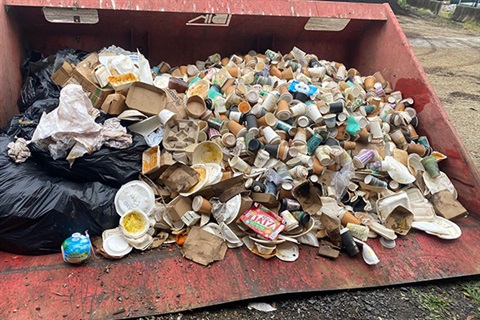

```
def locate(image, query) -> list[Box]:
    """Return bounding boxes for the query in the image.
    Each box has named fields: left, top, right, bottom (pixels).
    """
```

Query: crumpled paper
left=31, top=84, right=132, bottom=165
left=7, top=137, right=31, bottom=163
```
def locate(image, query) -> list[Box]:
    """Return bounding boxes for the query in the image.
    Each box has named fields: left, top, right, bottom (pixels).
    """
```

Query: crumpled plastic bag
left=331, top=162, right=355, bottom=201
left=31, top=84, right=132, bottom=165
left=101, top=118, right=132, bottom=149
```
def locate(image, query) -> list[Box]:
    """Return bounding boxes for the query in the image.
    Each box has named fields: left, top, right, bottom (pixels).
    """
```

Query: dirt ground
left=398, top=12, right=480, bottom=171
left=133, top=8, right=480, bottom=320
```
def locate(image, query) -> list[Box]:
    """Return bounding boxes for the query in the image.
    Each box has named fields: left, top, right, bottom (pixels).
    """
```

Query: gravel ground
left=140, top=279, right=480, bottom=320
left=134, top=7, right=480, bottom=320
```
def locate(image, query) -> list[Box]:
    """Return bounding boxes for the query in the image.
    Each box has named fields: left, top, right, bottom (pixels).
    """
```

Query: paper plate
left=103, top=234, right=133, bottom=257
left=275, top=242, right=299, bottom=262
left=114, top=180, right=155, bottom=216
left=220, top=222, right=243, bottom=248
left=205, top=163, right=223, bottom=186
left=283, top=218, right=315, bottom=238
left=117, top=109, right=148, bottom=121
left=423, top=172, right=458, bottom=199
left=242, top=236, right=276, bottom=259
left=249, top=236, right=286, bottom=246
left=201, top=223, right=222, bottom=238
left=423, top=216, right=461, bottom=240
left=224, top=194, right=242, bottom=225
left=407, top=153, right=424, bottom=177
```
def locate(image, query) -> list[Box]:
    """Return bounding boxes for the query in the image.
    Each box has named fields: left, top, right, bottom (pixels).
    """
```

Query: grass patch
left=398, top=0, right=409, bottom=9
left=463, top=20, right=480, bottom=31
left=462, top=281, right=480, bottom=316
left=417, top=288, right=452, bottom=319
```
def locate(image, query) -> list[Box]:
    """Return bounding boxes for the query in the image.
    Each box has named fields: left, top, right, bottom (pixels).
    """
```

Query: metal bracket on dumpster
left=42, top=7, right=99, bottom=24
left=187, top=13, right=231, bottom=27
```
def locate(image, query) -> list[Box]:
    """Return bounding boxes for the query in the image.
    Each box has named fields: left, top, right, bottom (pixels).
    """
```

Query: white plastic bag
left=31, top=84, right=131, bottom=165
left=137, top=49, right=153, bottom=85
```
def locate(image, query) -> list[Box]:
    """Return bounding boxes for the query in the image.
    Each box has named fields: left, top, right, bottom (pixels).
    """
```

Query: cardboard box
left=125, top=82, right=168, bottom=116
left=101, top=93, right=127, bottom=115
left=51, top=61, right=75, bottom=86
left=72, top=66, right=114, bottom=109
left=250, top=192, right=278, bottom=207
left=50, top=54, right=114, bottom=108
left=168, top=195, right=193, bottom=223
left=75, top=53, right=101, bottom=85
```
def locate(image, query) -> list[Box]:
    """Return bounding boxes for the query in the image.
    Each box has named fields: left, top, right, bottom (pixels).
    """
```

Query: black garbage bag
left=18, top=49, right=87, bottom=112
left=3, top=98, right=59, bottom=139
left=29, top=132, right=147, bottom=188
left=0, top=136, right=119, bottom=255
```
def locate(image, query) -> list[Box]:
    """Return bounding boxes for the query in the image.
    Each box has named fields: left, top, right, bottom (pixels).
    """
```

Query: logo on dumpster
left=187, top=14, right=231, bottom=27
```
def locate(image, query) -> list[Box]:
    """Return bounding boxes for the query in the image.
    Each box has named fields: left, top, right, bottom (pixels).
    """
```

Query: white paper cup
left=315, top=146, right=333, bottom=166
left=290, top=102, right=307, bottom=117
left=262, top=126, right=281, bottom=144
left=229, top=111, right=243, bottom=123
left=246, top=89, right=260, bottom=104
left=229, top=155, right=252, bottom=174
left=354, top=116, right=368, bottom=128
left=262, top=91, right=280, bottom=112
left=158, top=109, right=176, bottom=126
left=369, top=121, right=383, bottom=139
left=306, top=104, right=323, bottom=123
left=323, top=114, right=337, bottom=130
left=254, top=149, right=270, bottom=168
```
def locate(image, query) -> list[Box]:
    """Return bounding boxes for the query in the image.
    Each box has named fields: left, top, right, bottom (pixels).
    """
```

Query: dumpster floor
left=0, top=215, right=479, bottom=319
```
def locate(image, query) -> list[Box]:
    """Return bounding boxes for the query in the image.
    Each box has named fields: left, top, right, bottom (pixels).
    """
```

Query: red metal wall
left=0, top=1, right=23, bottom=127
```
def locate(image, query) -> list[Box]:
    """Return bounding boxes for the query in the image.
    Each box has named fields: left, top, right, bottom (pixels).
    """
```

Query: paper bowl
left=103, top=234, right=132, bottom=258
left=186, top=95, right=207, bottom=119
left=192, top=141, right=223, bottom=165
left=119, top=210, right=150, bottom=239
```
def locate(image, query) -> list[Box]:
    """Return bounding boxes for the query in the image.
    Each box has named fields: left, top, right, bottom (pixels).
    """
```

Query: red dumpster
left=0, top=1, right=479, bottom=319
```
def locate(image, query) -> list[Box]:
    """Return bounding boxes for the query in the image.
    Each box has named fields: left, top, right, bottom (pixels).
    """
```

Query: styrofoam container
left=114, top=180, right=155, bottom=216
left=119, top=209, right=151, bottom=239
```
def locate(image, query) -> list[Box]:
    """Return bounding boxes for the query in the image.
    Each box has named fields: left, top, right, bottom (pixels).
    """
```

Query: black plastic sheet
left=0, top=136, right=119, bottom=255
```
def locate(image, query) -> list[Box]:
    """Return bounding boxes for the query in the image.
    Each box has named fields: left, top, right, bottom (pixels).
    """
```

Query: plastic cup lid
left=379, top=237, right=396, bottom=249
left=103, top=234, right=132, bottom=257
left=114, top=180, right=155, bottom=216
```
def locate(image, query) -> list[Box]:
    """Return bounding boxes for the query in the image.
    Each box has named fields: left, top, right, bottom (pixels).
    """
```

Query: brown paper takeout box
left=125, top=82, right=168, bottom=116
left=167, top=195, right=193, bottom=224
left=429, top=190, right=468, bottom=220
left=142, top=146, right=176, bottom=180
left=159, top=162, right=199, bottom=193
left=101, top=93, right=127, bottom=115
